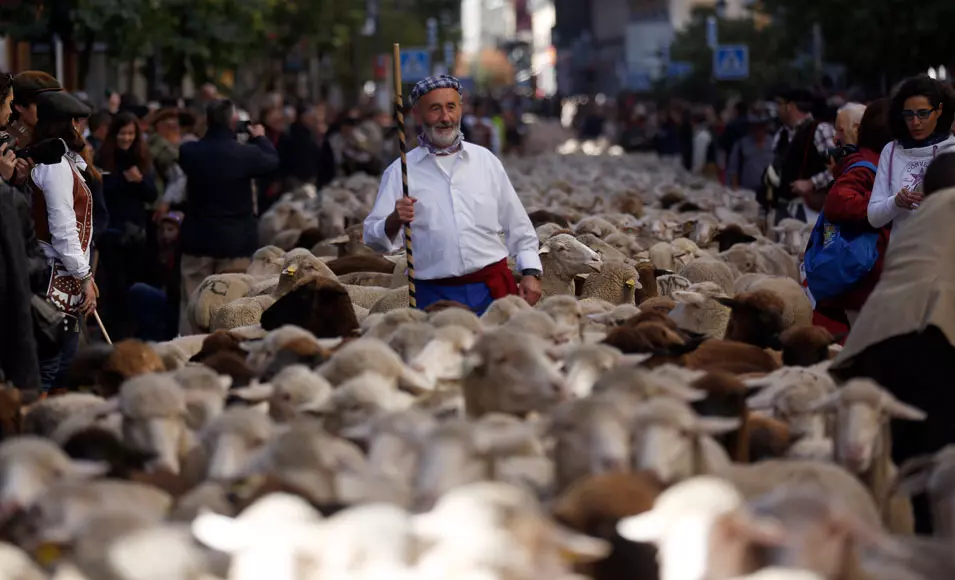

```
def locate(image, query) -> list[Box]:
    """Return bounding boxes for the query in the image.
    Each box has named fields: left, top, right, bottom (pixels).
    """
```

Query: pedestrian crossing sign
left=713, top=44, right=749, bottom=81
left=400, top=48, right=432, bottom=83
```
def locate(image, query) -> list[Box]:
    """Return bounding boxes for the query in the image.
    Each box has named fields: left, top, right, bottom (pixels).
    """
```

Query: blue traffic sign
left=667, top=61, right=694, bottom=79
left=713, top=44, right=749, bottom=80
left=400, top=48, right=432, bottom=82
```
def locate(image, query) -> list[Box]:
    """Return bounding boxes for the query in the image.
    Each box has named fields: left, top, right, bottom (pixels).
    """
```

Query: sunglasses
left=901, top=107, right=937, bottom=122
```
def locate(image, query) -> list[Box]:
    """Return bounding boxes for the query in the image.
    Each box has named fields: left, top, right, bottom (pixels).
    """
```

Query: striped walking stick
left=393, top=43, right=416, bottom=308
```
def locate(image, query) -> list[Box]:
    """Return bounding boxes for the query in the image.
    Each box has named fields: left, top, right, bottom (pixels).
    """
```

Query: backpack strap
left=846, top=160, right=878, bottom=173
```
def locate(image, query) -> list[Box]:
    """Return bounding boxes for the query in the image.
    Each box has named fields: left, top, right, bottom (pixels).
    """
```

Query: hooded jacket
left=868, top=134, right=955, bottom=231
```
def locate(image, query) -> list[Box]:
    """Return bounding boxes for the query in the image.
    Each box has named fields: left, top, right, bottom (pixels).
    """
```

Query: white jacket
left=31, top=152, right=92, bottom=279
left=868, top=135, right=955, bottom=230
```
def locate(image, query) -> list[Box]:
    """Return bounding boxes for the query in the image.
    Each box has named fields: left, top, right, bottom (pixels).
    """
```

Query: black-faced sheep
left=261, top=274, right=360, bottom=338
left=713, top=224, right=758, bottom=252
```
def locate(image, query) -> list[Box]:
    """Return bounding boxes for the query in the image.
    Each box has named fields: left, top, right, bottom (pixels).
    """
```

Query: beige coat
left=833, top=187, right=955, bottom=371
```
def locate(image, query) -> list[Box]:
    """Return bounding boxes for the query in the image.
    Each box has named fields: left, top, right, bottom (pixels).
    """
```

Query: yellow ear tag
left=34, top=542, right=63, bottom=567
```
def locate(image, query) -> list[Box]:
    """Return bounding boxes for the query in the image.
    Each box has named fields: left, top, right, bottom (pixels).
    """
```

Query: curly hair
left=889, top=75, right=955, bottom=142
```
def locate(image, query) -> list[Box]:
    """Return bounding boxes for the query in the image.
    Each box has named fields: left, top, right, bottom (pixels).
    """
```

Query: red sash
left=425, top=259, right=518, bottom=299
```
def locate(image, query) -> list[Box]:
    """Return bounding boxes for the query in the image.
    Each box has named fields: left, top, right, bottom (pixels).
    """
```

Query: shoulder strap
left=846, top=160, right=878, bottom=173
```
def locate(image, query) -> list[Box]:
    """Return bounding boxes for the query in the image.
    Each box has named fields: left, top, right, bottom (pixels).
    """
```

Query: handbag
left=31, top=293, right=70, bottom=358
left=803, top=161, right=880, bottom=301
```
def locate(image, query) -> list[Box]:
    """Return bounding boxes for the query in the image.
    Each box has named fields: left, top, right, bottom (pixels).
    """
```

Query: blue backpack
left=803, top=161, right=880, bottom=301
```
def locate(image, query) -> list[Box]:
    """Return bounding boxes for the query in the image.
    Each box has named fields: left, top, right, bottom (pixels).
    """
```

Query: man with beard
left=363, top=74, right=542, bottom=314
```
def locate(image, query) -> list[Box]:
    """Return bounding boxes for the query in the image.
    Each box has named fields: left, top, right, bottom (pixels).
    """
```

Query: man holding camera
left=178, top=99, right=279, bottom=334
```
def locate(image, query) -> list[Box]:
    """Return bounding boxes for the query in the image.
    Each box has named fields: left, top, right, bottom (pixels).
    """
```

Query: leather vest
left=29, top=156, right=93, bottom=255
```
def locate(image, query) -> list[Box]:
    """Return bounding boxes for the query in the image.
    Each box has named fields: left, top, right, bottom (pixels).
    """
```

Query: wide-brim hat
left=36, top=90, right=92, bottom=123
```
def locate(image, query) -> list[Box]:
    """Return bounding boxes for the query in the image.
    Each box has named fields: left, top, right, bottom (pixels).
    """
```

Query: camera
left=235, top=120, right=251, bottom=135
left=826, top=144, right=858, bottom=164
left=0, top=133, right=68, bottom=165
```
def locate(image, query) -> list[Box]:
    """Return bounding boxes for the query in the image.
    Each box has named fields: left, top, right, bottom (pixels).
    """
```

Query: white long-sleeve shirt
left=32, top=152, right=92, bottom=279
left=868, top=135, right=955, bottom=231
left=363, top=142, right=542, bottom=280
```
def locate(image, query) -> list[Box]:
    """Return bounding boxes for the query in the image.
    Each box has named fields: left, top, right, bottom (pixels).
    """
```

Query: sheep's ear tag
left=35, top=542, right=64, bottom=567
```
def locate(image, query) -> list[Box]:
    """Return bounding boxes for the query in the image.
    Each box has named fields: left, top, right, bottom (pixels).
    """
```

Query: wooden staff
left=393, top=43, right=416, bottom=308
left=92, top=310, right=112, bottom=345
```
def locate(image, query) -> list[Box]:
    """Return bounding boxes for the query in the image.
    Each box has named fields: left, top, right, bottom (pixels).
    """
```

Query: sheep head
left=807, top=378, right=926, bottom=474
left=629, top=398, right=739, bottom=484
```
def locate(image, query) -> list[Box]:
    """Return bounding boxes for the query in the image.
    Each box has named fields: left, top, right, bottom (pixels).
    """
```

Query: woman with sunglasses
left=867, top=75, right=955, bottom=231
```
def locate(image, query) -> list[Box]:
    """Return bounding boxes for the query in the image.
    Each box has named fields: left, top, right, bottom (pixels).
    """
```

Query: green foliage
left=0, top=0, right=462, bottom=92
left=763, top=0, right=955, bottom=87
left=660, top=6, right=789, bottom=102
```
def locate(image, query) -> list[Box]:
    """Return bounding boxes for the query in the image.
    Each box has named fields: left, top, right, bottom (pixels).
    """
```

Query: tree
left=762, top=0, right=955, bottom=89
left=662, top=6, right=790, bottom=103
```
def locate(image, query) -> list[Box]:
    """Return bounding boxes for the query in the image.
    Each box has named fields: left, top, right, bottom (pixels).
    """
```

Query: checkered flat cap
left=410, top=74, right=462, bottom=106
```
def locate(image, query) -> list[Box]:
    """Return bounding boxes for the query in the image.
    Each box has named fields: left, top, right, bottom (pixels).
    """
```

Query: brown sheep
left=602, top=322, right=698, bottom=368
left=745, top=414, right=800, bottom=461
left=551, top=472, right=662, bottom=580
left=637, top=296, right=676, bottom=314
left=528, top=209, right=571, bottom=228
left=712, top=224, right=758, bottom=252
left=202, top=352, right=257, bottom=388
left=295, top=226, right=325, bottom=250
left=684, top=339, right=781, bottom=375
left=780, top=325, right=837, bottom=367
left=716, top=290, right=786, bottom=350
left=623, top=310, right=707, bottom=344
left=634, top=262, right=660, bottom=304
left=98, top=340, right=166, bottom=397
left=190, top=330, right=246, bottom=363
left=261, top=274, right=360, bottom=338
left=259, top=337, right=330, bottom=381
left=616, top=196, right=645, bottom=218
left=691, top=371, right=752, bottom=462
left=326, top=255, right=397, bottom=276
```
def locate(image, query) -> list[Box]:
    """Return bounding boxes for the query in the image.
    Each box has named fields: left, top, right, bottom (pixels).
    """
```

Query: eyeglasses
left=901, top=107, right=937, bottom=122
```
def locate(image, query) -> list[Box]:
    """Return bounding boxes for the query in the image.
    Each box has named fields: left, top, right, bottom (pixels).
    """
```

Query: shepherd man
left=363, top=74, right=542, bottom=315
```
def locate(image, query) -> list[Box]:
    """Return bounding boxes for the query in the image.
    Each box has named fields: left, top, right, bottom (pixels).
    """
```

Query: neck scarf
left=418, top=128, right=464, bottom=156
left=899, top=131, right=951, bottom=150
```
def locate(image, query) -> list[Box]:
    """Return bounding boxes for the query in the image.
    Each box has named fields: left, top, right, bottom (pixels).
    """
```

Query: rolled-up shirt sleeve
left=363, top=161, right=403, bottom=252
left=492, top=158, right=543, bottom=273
left=33, top=160, right=90, bottom=279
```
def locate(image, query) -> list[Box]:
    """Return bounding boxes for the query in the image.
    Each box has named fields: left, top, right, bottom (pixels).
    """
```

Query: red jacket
left=820, top=148, right=891, bottom=311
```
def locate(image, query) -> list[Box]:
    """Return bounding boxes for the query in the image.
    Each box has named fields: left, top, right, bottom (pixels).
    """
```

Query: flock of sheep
left=0, top=122, right=950, bottom=580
